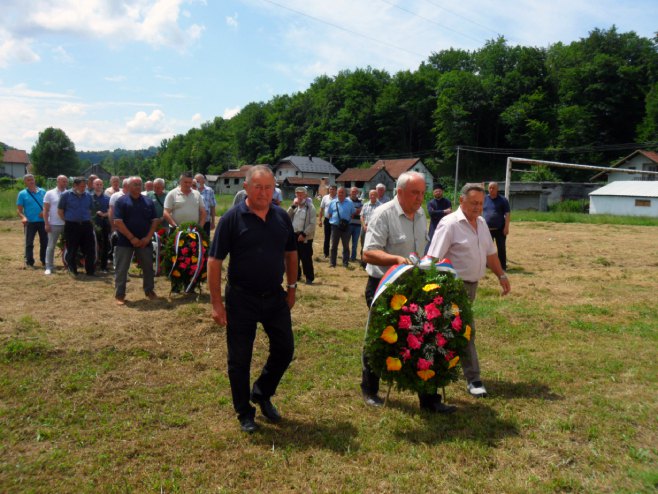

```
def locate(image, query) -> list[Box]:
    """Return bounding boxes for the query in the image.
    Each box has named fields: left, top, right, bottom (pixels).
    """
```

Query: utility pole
left=454, top=146, right=460, bottom=201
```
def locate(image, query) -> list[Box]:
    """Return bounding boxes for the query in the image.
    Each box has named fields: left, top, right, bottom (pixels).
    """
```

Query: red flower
left=398, top=315, right=412, bottom=330
left=436, top=333, right=447, bottom=347
left=444, top=350, right=456, bottom=361
left=424, top=303, right=442, bottom=320
left=433, top=295, right=444, bottom=305
left=400, top=348, right=411, bottom=361
left=181, top=247, right=189, bottom=255
left=407, top=333, right=422, bottom=350
left=422, top=321, right=434, bottom=334
left=417, top=358, right=433, bottom=370
left=190, top=241, right=197, bottom=248
left=408, top=303, right=419, bottom=313
left=451, top=315, right=462, bottom=331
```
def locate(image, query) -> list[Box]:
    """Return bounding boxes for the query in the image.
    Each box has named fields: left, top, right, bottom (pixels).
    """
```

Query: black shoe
left=251, top=394, right=282, bottom=423
left=239, top=416, right=259, bottom=433
left=420, top=396, right=457, bottom=414
left=329, top=264, right=336, bottom=268
left=305, top=280, right=314, bottom=285
left=362, top=392, right=384, bottom=407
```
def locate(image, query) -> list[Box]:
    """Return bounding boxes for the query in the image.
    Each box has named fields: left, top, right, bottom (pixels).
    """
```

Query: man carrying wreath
left=427, top=183, right=511, bottom=398
left=361, top=171, right=456, bottom=414
left=208, top=165, right=298, bottom=434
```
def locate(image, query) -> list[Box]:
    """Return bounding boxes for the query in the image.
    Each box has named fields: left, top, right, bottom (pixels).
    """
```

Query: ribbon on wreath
left=152, top=232, right=162, bottom=276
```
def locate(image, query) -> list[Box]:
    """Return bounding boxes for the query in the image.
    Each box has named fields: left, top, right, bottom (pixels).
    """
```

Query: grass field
left=0, top=213, right=657, bottom=492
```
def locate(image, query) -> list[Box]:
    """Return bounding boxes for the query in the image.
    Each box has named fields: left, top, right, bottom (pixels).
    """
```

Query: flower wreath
left=364, top=258, right=474, bottom=395
left=162, top=222, right=209, bottom=293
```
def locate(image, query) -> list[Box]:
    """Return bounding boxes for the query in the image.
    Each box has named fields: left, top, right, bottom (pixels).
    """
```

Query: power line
left=418, top=0, right=501, bottom=38
left=260, top=0, right=425, bottom=58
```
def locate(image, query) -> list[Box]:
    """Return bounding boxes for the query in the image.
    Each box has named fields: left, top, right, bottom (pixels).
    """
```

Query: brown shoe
left=115, top=297, right=126, bottom=306
left=146, top=291, right=158, bottom=300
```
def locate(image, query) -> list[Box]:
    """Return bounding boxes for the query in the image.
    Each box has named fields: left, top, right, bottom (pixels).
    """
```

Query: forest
left=30, top=27, right=658, bottom=182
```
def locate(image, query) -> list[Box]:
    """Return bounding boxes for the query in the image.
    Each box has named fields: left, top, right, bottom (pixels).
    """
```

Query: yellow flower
left=178, top=240, right=184, bottom=247
left=380, top=326, right=398, bottom=344
left=386, top=357, right=402, bottom=371
left=390, top=294, right=407, bottom=310
left=448, top=356, right=460, bottom=369
left=188, top=233, right=195, bottom=239
left=171, top=256, right=176, bottom=262
left=202, top=241, right=209, bottom=247
left=422, top=283, right=440, bottom=292
left=417, top=369, right=435, bottom=381
left=172, top=270, right=181, bottom=278
left=464, top=325, right=472, bottom=341
left=192, top=256, right=198, bottom=263
left=451, top=303, right=460, bottom=315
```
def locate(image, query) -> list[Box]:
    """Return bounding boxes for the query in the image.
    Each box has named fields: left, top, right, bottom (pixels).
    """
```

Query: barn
left=589, top=181, right=658, bottom=217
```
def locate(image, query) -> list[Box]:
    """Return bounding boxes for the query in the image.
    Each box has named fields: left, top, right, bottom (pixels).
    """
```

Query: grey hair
left=460, top=183, right=485, bottom=198
left=122, top=178, right=131, bottom=187
left=376, top=183, right=385, bottom=190
left=154, top=178, right=165, bottom=186
left=23, top=174, right=34, bottom=180
left=245, top=165, right=274, bottom=184
left=396, top=171, right=425, bottom=190
left=128, top=176, right=143, bottom=186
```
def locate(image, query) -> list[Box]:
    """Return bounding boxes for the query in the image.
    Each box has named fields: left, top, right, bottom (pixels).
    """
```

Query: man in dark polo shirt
left=113, top=176, right=160, bottom=306
left=483, top=181, right=511, bottom=271
left=58, top=177, right=95, bottom=276
left=208, top=165, right=298, bottom=433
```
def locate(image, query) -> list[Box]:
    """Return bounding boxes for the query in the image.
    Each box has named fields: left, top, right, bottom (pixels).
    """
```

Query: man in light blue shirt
left=16, top=174, right=47, bottom=268
left=327, top=186, right=356, bottom=267
left=195, top=173, right=217, bottom=237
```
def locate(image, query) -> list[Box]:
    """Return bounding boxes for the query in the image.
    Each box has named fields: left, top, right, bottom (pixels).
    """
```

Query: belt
left=66, top=220, right=92, bottom=225
left=228, top=283, right=280, bottom=298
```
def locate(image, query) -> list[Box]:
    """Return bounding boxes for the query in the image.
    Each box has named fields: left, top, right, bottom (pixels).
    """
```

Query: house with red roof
left=591, top=150, right=658, bottom=182
left=216, top=165, right=258, bottom=195
left=371, top=158, right=434, bottom=192
left=335, top=167, right=394, bottom=196
left=2, top=149, right=30, bottom=178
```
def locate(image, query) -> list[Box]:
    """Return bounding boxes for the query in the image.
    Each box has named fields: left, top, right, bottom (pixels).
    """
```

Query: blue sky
left=1, top=0, right=656, bottom=152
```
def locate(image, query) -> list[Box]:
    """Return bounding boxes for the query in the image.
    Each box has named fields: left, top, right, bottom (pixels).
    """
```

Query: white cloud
left=105, top=75, right=127, bottom=82
left=0, top=28, right=40, bottom=68
left=226, top=13, right=239, bottom=29
left=126, top=109, right=167, bottom=133
left=222, top=106, right=240, bottom=119
left=191, top=113, right=202, bottom=124
left=52, top=46, right=74, bottom=64
left=57, top=103, right=86, bottom=116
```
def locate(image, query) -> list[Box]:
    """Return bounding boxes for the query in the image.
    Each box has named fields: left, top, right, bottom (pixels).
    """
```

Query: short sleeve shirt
left=320, top=194, right=335, bottom=218
left=483, top=194, right=510, bottom=230
left=363, top=197, right=427, bottom=279
left=17, top=188, right=46, bottom=222
left=164, top=188, right=205, bottom=225
left=426, top=207, right=496, bottom=283
left=58, top=190, right=92, bottom=222
left=198, top=186, right=216, bottom=216
left=43, top=188, right=66, bottom=226
left=209, top=202, right=297, bottom=292
left=113, top=194, right=157, bottom=247
left=327, top=198, right=356, bottom=226
left=360, top=200, right=381, bottom=226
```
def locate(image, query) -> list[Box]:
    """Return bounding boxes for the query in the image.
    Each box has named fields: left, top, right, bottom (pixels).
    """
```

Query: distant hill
left=78, top=147, right=158, bottom=164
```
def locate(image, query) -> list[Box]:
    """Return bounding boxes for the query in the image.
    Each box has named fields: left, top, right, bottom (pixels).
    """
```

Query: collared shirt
left=104, top=186, right=119, bottom=197
left=349, top=196, right=363, bottom=225
left=91, top=192, right=110, bottom=225
left=320, top=193, right=336, bottom=218
left=427, top=196, right=452, bottom=242
left=44, top=187, right=66, bottom=226
left=483, top=194, right=510, bottom=229
left=360, top=200, right=381, bottom=226
left=209, top=201, right=297, bottom=292
left=363, top=197, right=427, bottom=279
left=147, top=191, right=167, bottom=219
left=426, top=207, right=496, bottom=283
left=113, top=194, right=157, bottom=247
left=109, top=191, right=125, bottom=209
left=327, top=198, right=356, bottom=226
left=198, top=186, right=216, bottom=217
left=233, top=189, right=247, bottom=206
left=164, top=187, right=205, bottom=225
left=17, top=187, right=46, bottom=222
left=59, top=190, right=93, bottom=222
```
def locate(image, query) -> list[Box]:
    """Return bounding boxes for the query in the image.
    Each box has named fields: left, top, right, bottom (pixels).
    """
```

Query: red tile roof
left=336, top=167, right=383, bottom=182
left=2, top=149, right=29, bottom=164
left=372, top=158, right=420, bottom=178
left=284, top=177, right=322, bottom=186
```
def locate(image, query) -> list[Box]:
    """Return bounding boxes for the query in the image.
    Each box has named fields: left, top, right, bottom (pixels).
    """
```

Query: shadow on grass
left=486, top=379, right=563, bottom=401
left=250, top=417, right=360, bottom=454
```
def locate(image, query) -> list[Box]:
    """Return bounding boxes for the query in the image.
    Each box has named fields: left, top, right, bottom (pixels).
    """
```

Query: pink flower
left=433, top=295, right=444, bottom=305
left=408, top=303, right=419, bottom=313
left=407, top=333, right=422, bottom=350
left=422, top=321, right=434, bottom=334
left=436, top=333, right=447, bottom=347
left=401, top=305, right=409, bottom=313
left=179, top=263, right=188, bottom=270
left=398, top=315, right=412, bottom=330
left=424, top=303, right=442, bottom=320
left=417, top=358, right=433, bottom=371
left=451, top=315, right=462, bottom=331
left=181, top=247, right=189, bottom=255
left=400, top=348, right=411, bottom=362
left=444, top=350, right=456, bottom=361
left=190, top=241, right=197, bottom=248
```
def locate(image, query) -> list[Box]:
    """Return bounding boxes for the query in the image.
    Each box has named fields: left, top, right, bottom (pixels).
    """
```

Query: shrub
left=549, top=199, right=589, bottom=213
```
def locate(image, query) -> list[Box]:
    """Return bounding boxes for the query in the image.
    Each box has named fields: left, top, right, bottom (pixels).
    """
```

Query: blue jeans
left=349, top=223, right=361, bottom=261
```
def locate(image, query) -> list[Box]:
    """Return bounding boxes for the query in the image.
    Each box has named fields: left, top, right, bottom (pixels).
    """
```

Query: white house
left=2, top=149, right=30, bottom=178
left=273, top=155, right=341, bottom=184
left=589, top=181, right=658, bottom=217
left=591, top=149, right=658, bottom=183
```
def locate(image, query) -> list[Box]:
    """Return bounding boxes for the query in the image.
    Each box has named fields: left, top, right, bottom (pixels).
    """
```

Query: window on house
left=224, top=179, right=229, bottom=185
left=635, top=199, right=651, bottom=207
left=234, top=179, right=239, bottom=185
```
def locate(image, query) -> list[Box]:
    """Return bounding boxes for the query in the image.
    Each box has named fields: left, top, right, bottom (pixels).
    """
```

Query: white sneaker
left=467, top=381, right=488, bottom=398
left=44, top=269, right=52, bottom=275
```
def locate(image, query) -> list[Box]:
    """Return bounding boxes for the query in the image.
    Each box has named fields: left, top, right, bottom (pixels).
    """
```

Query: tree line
left=30, top=27, right=658, bottom=182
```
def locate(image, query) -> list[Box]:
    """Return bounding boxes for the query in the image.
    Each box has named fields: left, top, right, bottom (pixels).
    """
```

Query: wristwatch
left=498, top=273, right=508, bottom=280
left=287, top=283, right=298, bottom=289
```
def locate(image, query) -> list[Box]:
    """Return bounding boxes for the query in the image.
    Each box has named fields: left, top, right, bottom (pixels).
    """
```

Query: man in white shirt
left=427, top=183, right=511, bottom=398
left=318, top=184, right=337, bottom=259
left=43, top=175, right=68, bottom=274
left=163, top=171, right=206, bottom=228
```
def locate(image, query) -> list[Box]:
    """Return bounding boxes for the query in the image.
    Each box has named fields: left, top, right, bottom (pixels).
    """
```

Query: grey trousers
left=461, top=281, right=481, bottom=383
left=45, top=224, right=65, bottom=270
left=114, top=245, right=154, bottom=298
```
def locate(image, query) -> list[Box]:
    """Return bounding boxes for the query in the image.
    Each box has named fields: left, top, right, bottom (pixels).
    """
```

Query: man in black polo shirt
left=113, top=176, right=160, bottom=305
left=208, top=165, right=298, bottom=433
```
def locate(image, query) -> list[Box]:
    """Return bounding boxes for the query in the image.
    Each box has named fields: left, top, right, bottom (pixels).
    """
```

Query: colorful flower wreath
left=364, top=258, right=474, bottom=394
left=162, top=222, right=209, bottom=293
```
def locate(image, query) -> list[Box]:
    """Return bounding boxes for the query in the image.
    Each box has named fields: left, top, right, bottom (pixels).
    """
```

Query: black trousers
left=24, top=221, right=47, bottom=266
left=95, top=219, right=111, bottom=270
left=225, top=284, right=294, bottom=421
left=489, top=228, right=507, bottom=271
left=322, top=217, right=331, bottom=257
left=64, top=221, right=96, bottom=275
left=361, top=275, right=438, bottom=406
left=330, top=225, right=351, bottom=266
left=296, top=238, right=314, bottom=282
